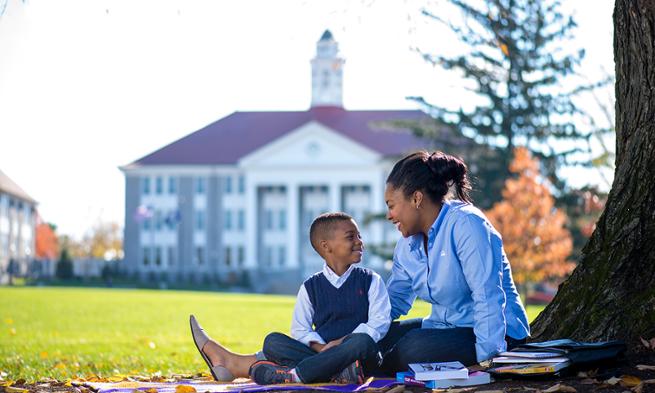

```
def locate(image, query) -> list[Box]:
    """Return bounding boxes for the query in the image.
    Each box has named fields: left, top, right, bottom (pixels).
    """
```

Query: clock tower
left=311, top=30, right=345, bottom=108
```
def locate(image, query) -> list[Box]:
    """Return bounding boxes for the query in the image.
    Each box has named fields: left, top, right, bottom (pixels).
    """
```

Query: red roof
left=129, top=107, right=434, bottom=166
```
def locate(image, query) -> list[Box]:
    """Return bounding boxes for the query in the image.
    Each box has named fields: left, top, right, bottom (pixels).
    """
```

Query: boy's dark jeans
left=378, top=318, right=527, bottom=375
left=262, top=332, right=381, bottom=383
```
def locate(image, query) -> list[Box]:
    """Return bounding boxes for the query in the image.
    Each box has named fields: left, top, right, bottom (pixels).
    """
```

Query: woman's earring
left=416, top=204, right=420, bottom=210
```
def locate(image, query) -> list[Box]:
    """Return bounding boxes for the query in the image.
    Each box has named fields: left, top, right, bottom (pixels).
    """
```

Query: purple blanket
left=78, top=378, right=400, bottom=393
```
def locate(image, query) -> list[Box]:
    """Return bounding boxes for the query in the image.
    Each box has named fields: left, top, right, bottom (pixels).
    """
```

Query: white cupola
left=310, top=30, right=345, bottom=108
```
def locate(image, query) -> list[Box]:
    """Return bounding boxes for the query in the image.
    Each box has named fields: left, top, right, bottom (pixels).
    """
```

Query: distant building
left=0, top=169, right=37, bottom=284
left=120, top=30, right=439, bottom=292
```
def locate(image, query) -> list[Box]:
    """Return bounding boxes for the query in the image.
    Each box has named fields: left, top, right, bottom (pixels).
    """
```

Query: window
left=237, top=246, right=245, bottom=266
left=279, top=209, right=286, bottom=230
left=155, top=247, right=162, bottom=266
left=142, top=177, right=150, bottom=195
left=168, top=246, right=176, bottom=266
left=265, top=209, right=273, bottom=230
left=265, top=246, right=273, bottom=267
left=142, top=247, right=150, bottom=266
left=278, top=246, right=286, bottom=266
left=196, top=177, right=206, bottom=194
left=196, top=210, right=205, bottom=231
left=168, top=177, right=177, bottom=194
left=238, top=176, right=245, bottom=194
left=143, top=217, right=151, bottom=231
left=224, top=176, right=232, bottom=194
left=196, top=247, right=204, bottom=265
left=224, top=210, right=232, bottom=230
left=155, top=176, right=163, bottom=195
left=155, top=211, right=162, bottom=231
left=224, top=247, right=232, bottom=267
left=237, top=210, right=245, bottom=231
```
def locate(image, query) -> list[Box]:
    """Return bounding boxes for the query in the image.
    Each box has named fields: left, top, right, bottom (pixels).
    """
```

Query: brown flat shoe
left=189, top=315, right=235, bottom=381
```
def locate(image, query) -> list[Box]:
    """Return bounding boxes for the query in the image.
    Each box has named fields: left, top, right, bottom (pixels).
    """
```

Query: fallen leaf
left=621, top=375, right=642, bottom=387
left=40, top=351, right=49, bottom=359
left=145, top=388, right=158, bottom=393
left=175, top=385, right=197, bottom=393
left=543, top=383, right=576, bottom=392
left=475, top=390, right=503, bottom=393
left=632, top=382, right=644, bottom=393
left=636, top=365, right=655, bottom=371
left=4, top=318, right=13, bottom=325
left=579, top=378, right=599, bottom=385
left=605, top=377, right=621, bottom=385
left=9, top=328, right=16, bottom=335
left=54, top=362, right=67, bottom=370
left=5, top=387, right=28, bottom=393
left=640, top=337, right=651, bottom=349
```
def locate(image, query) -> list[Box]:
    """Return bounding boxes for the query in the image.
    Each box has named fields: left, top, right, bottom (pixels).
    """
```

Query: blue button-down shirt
left=387, top=200, right=530, bottom=362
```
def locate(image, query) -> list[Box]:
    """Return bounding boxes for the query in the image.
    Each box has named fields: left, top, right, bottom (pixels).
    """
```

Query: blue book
left=397, top=370, right=492, bottom=388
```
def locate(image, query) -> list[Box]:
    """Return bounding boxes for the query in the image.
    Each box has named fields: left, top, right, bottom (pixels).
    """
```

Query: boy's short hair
left=309, top=212, right=354, bottom=254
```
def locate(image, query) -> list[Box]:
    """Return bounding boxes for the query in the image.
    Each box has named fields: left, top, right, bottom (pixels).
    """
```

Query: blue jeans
left=262, top=332, right=381, bottom=383
left=378, top=318, right=527, bottom=375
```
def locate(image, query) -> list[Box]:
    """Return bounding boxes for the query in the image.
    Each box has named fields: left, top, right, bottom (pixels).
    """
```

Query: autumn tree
left=486, top=147, right=574, bottom=294
left=35, top=222, right=59, bottom=261
left=531, top=0, right=655, bottom=346
left=76, top=221, right=123, bottom=260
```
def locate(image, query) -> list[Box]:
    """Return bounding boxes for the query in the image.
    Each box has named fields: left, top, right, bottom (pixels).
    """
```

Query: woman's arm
left=454, top=214, right=508, bottom=363
left=386, top=244, right=417, bottom=320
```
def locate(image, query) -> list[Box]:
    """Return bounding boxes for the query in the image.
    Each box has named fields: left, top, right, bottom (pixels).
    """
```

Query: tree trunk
left=530, top=0, right=655, bottom=347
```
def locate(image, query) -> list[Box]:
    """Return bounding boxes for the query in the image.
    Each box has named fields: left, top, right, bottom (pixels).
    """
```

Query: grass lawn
left=0, top=287, right=544, bottom=381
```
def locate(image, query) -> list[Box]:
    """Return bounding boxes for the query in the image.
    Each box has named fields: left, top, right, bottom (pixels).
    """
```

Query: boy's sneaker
left=249, top=360, right=296, bottom=385
left=331, top=360, right=365, bottom=384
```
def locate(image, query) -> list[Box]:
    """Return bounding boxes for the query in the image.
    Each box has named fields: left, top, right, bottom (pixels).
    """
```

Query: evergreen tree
left=411, top=0, right=604, bottom=206
left=55, top=248, right=74, bottom=280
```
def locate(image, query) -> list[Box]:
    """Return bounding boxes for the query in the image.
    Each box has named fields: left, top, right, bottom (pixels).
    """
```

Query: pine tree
left=485, top=147, right=574, bottom=294
left=411, top=0, right=603, bottom=206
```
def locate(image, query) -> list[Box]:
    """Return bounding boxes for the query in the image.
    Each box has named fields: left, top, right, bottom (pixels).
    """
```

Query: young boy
left=249, top=212, right=391, bottom=385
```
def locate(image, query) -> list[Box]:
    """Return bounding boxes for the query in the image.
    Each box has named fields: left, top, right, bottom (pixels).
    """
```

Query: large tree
left=530, top=0, right=655, bottom=346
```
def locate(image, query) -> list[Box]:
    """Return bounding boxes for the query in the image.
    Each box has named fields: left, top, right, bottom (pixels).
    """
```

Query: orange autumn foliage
left=35, top=222, right=59, bottom=260
left=485, top=147, right=575, bottom=286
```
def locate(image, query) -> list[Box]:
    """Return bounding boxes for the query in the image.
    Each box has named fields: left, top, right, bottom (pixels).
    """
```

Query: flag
left=134, top=205, right=154, bottom=222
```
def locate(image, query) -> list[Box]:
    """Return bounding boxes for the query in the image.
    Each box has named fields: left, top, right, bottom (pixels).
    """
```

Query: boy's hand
left=321, top=337, right=345, bottom=352
left=310, top=342, right=326, bottom=352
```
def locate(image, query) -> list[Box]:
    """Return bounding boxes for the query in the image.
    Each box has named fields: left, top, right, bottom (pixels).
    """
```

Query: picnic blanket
left=76, top=378, right=400, bottom=393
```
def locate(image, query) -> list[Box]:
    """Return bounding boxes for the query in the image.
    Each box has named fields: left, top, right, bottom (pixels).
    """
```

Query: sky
left=0, top=0, right=615, bottom=240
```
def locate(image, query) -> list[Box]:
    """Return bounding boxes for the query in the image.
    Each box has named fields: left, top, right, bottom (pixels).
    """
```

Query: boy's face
left=324, top=219, right=364, bottom=265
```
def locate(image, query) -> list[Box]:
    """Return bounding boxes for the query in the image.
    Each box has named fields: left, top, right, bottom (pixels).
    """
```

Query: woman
left=378, top=150, right=530, bottom=373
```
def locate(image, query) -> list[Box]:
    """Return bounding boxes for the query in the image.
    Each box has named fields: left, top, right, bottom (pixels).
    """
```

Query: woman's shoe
left=189, top=315, right=235, bottom=381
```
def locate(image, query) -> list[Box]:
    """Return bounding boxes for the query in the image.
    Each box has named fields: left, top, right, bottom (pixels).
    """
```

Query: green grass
left=0, top=287, right=544, bottom=381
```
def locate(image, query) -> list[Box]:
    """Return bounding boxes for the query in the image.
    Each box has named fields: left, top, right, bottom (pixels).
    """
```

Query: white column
left=246, top=178, right=258, bottom=269
left=371, top=171, right=386, bottom=246
left=329, top=182, right=341, bottom=212
left=287, top=183, right=299, bottom=269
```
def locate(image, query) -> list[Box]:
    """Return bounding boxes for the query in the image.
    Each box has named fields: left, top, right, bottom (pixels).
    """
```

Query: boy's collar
left=323, top=262, right=355, bottom=278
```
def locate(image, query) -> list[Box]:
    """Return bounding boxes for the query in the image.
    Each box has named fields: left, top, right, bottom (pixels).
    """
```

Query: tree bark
left=530, top=0, right=655, bottom=347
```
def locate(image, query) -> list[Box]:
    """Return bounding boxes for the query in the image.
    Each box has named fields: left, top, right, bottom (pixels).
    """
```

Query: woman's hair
left=386, top=151, right=473, bottom=204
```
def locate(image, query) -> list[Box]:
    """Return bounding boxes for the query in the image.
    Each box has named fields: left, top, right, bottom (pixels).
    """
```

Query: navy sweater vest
left=304, top=267, right=372, bottom=343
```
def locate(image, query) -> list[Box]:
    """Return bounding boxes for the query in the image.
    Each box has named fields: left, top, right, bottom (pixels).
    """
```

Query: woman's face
left=384, top=184, right=421, bottom=238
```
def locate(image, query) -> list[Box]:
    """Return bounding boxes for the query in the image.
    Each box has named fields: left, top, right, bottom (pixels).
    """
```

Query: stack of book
left=487, top=350, right=571, bottom=376
left=397, top=361, right=492, bottom=388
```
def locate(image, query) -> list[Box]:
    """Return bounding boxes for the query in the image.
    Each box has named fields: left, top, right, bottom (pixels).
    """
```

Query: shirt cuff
left=475, top=340, right=507, bottom=363
left=352, top=323, right=380, bottom=342
left=299, top=332, right=325, bottom=346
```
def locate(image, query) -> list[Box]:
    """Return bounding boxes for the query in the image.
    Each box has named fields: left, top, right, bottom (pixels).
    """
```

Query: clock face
left=306, top=141, right=320, bottom=157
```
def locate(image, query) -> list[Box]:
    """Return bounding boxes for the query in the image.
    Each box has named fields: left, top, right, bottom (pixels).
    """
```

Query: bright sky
left=0, top=0, right=615, bottom=239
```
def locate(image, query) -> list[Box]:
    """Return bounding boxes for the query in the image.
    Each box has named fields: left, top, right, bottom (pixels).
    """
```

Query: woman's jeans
left=378, top=318, right=527, bottom=375
left=262, top=332, right=381, bottom=383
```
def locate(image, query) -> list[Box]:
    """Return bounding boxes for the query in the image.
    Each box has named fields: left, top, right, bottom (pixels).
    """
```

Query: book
left=408, top=361, right=468, bottom=380
left=397, top=371, right=492, bottom=388
left=498, top=351, right=565, bottom=359
left=492, top=356, right=570, bottom=364
left=488, top=360, right=571, bottom=375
